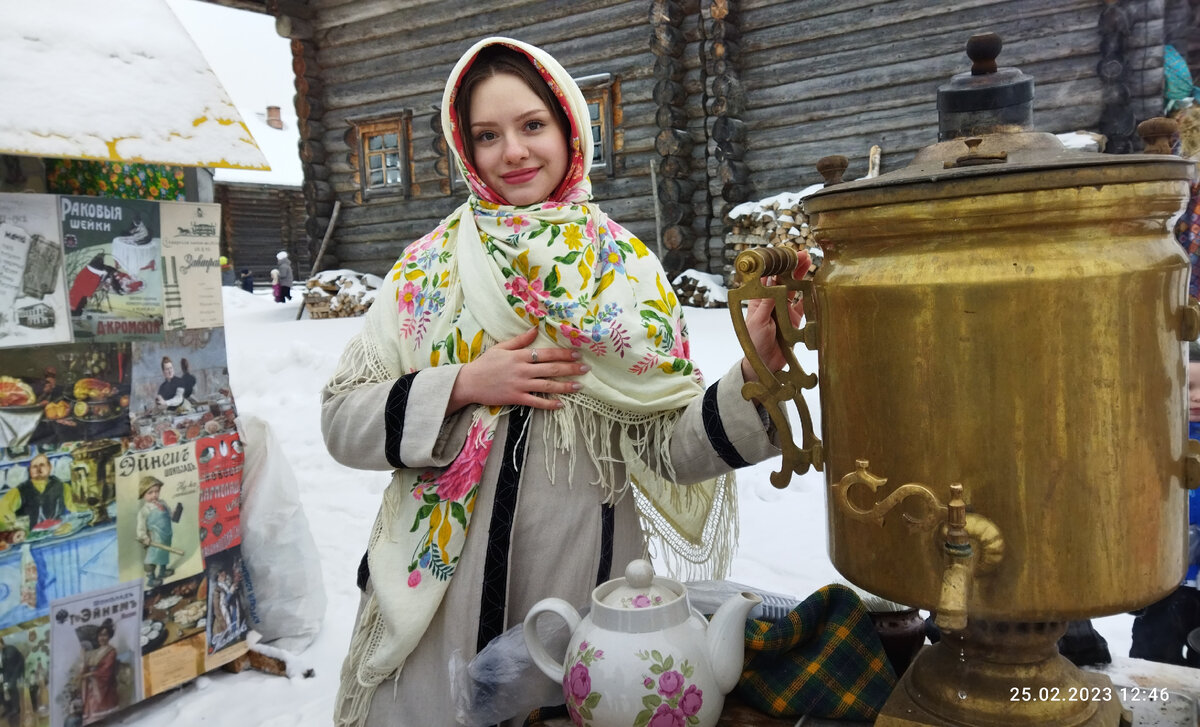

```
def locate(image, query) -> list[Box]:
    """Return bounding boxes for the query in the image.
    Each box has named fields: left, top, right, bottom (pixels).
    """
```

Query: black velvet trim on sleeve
left=383, top=372, right=420, bottom=469
left=702, top=380, right=751, bottom=469
left=476, top=407, right=530, bottom=654
left=356, top=551, right=370, bottom=591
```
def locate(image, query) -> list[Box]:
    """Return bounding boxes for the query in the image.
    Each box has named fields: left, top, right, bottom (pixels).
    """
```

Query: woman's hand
left=740, top=250, right=813, bottom=383
left=448, top=327, right=590, bottom=413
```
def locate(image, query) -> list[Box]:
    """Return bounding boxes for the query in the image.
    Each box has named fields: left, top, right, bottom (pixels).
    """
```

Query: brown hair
left=452, top=44, right=570, bottom=167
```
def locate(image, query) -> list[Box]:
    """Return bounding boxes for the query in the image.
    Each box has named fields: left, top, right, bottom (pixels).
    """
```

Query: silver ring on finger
left=530, top=349, right=539, bottom=364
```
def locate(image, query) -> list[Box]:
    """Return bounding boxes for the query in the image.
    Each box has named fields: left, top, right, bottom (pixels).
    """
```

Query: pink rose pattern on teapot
left=563, top=641, right=604, bottom=724
left=634, top=650, right=703, bottom=727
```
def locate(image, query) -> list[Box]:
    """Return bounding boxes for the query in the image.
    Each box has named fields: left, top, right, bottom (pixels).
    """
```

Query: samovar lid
left=937, top=33, right=1034, bottom=141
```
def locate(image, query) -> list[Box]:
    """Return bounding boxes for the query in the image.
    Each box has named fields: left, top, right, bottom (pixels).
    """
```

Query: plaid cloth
left=736, top=583, right=896, bottom=721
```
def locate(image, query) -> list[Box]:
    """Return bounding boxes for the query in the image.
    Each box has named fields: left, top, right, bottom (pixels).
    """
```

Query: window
left=351, top=114, right=412, bottom=197
left=576, top=73, right=614, bottom=176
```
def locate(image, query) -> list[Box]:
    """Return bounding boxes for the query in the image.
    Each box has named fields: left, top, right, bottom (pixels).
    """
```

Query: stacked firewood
left=672, top=269, right=729, bottom=309
left=722, top=186, right=822, bottom=286
left=303, top=270, right=380, bottom=319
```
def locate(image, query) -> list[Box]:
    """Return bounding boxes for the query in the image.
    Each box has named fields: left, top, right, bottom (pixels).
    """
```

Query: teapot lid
left=599, top=560, right=681, bottom=609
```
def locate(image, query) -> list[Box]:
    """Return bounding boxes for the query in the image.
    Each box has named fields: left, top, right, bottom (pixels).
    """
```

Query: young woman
left=322, top=37, right=807, bottom=726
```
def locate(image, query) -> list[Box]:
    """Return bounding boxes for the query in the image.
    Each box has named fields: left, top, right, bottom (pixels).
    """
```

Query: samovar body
left=810, top=154, right=1192, bottom=619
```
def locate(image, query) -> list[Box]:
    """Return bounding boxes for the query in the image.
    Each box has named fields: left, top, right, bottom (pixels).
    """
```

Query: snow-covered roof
left=0, top=0, right=269, bottom=170
left=169, top=0, right=303, bottom=187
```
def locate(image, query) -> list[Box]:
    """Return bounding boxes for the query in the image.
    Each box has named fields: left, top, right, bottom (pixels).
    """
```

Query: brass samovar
left=732, top=34, right=1199, bottom=726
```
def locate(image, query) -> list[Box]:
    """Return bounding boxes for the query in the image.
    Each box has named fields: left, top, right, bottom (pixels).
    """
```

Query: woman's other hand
left=740, top=249, right=813, bottom=383
left=448, top=326, right=590, bottom=413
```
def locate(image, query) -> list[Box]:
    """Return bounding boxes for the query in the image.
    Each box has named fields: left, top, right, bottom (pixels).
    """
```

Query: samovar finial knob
left=1136, top=117, right=1180, bottom=155
left=816, top=155, right=848, bottom=186
left=966, top=32, right=1002, bottom=75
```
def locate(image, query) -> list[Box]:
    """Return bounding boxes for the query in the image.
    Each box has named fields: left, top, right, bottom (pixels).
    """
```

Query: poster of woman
left=48, top=581, right=141, bottom=727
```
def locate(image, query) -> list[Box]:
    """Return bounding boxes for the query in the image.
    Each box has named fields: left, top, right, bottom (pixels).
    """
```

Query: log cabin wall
left=278, top=0, right=672, bottom=276
left=734, top=0, right=1166, bottom=210
left=215, top=182, right=309, bottom=284
left=270, top=0, right=1169, bottom=279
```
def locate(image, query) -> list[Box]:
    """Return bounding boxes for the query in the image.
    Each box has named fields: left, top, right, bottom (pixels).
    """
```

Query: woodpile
left=672, top=269, right=729, bottom=309
left=722, top=187, right=822, bottom=287
left=303, top=269, right=381, bottom=319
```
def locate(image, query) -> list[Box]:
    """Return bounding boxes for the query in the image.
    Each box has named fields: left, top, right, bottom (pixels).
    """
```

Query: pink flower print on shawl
left=501, top=214, right=532, bottom=234
left=505, top=276, right=548, bottom=320
left=436, top=418, right=494, bottom=502
left=398, top=281, right=421, bottom=314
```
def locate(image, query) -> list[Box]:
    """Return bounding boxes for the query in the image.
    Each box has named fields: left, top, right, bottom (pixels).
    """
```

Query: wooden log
left=714, top=141, right=746, bottom=162
left=712, top=116, right=746, bottom=143
left=655, top=105, right=689, bottom=130
left=705, top=39, right=741, bottom=65
left=662, top=225, right=689, bottom=250
left=655, top=128, right=693, bottom=156
left=297, top=119, right=325, bottom=140
left=721, top=182, right=752, bottom=203
left=296, top=95, right=324, bottom=120
left=653, top=55, right=684, bottom=82
left=649, top=0, right=685, bottom=28
left=659, top=200, right=694, bottom=228
left=650, top=23, right=685, bottom=57
left=295, top=73, right=323, bottom=98
left=303, top=163, right=331, bottom=181
left=276, top=14, right=313, bottom=40
left=299, top=141, right=327, bottom=165
left=657, top=177, right=695, bottom=204
left=719, top=160, right=749, bottom=186
left=653, top=79, right=687, bottom=107
left=303, top=179, right=334, bottom=202
left=658, top=154, right=691, bottom=179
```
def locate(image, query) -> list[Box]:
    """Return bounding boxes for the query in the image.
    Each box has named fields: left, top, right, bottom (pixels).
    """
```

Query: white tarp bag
left=237, top=414, right=326, bottom=653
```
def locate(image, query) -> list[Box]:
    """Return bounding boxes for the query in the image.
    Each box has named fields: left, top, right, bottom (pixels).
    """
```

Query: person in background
left=271, top=269, right=283, bottom=303
left=238, top=268, right=254, bottom=293
left=275, top=251, right=293, bottom=302
left=322, top=37, right=803, bottom=726
left=220, top=255, right=236, bottom=286
left=1128, top=339, right=1200, bottom=666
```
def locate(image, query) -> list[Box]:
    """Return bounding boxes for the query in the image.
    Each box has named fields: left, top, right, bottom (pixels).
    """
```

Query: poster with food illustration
left=114, top=444, right=201, bottom=591
left=196, top=433, right=243, bottom=557
left=0, top=617, right=51, bottom=727
left=202, top=546, right=247, bottom=659
left=0, top=343, right=131, bottom=449
left=0, top=193, right=72, bottom=350
left=159, top=202, right=223, bottom=332
left=127, top=329, right=236, bottom=455
left=139, top=573, right=206, bottom=657
left=48, top=580, right=142, bottom=727
left=60, top=196, right=164, bottom=342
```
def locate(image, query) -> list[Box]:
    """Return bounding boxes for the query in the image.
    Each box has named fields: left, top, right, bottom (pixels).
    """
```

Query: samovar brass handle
left=728, top=246, right=822, bottom=488
left=1186, top=439, right=1200, bottom=491
left=832, top=459, right=947, bottom=530
left=1182, top=296, right=1200, bottom=342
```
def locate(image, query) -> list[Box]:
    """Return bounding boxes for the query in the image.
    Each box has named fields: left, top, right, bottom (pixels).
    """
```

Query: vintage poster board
left=0, top=194, right=249, bottom=726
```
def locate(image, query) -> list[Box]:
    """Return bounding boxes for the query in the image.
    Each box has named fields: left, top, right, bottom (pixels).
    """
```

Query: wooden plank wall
left=735, top=0, right=1166, bottom=207
left=311, top=0, right=663, bottom=275
left=215, top=183, right=309, bottom=285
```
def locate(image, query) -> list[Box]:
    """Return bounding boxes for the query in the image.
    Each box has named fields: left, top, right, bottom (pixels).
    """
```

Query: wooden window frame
left=576, top=73, right=615, bottom=177
left=352, top=113, right=412, bottom=199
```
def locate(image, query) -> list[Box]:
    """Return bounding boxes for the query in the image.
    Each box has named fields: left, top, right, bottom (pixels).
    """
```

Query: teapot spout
left=708, top=591, right=762, bottom=694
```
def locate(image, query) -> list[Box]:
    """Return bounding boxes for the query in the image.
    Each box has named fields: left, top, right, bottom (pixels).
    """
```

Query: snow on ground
left=108, top=287, right=1162, bottom=726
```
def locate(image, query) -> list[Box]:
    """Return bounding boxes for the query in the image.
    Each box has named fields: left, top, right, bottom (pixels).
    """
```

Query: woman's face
left=467, top=72, right=568, bottom=206
left=162, top=361, right=175, bottom=380
left=97, top=630, right=110, bottom=646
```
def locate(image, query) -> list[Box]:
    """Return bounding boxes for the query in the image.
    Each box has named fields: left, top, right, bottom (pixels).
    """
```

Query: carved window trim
left=577, top=73, right=615, bottom=177
left=350, top=112, right=413, bottom=199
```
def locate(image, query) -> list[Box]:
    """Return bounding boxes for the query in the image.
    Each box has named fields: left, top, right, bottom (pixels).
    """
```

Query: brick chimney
left=266, top=106, right=283, bottom=129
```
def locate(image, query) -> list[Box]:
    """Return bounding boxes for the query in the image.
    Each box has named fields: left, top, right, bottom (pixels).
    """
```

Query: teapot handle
left=523, top=597, right=582, bottom=682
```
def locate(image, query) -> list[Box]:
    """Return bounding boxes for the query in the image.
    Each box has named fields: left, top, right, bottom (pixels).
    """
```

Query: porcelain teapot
left=523, top=559, right=761, bottom=727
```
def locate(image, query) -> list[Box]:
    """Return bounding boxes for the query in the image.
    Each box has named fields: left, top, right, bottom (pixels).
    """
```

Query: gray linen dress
left=322, top=361, right=780, bottom=726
